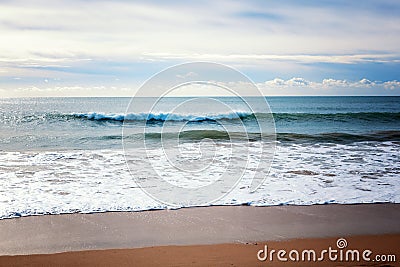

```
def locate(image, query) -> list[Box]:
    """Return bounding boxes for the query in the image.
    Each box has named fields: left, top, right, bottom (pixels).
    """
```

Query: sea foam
left=1, top=141, right=399, bottom=219
left=72, top=111, right=253, bottom=122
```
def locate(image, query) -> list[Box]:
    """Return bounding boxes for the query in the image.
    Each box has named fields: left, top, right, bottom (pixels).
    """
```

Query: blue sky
left=0, top=0, right=399, bottom=96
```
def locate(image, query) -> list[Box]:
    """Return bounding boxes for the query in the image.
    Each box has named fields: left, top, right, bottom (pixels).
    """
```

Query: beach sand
left=1, top=235, right=398, bottom=266
left=0, top=204, right=399, bottom=266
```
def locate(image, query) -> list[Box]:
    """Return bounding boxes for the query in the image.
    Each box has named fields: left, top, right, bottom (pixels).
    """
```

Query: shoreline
left=1, top=201, right=397, bottom=221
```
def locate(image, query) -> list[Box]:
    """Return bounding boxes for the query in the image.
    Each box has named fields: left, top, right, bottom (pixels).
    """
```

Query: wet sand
left=0, top=204, right=399, bottom=266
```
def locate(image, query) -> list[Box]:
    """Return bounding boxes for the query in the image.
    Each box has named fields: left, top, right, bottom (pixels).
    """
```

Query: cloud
left=285, top=77, right=310, bottom=86
left=260, top=78, right=400, bottom=89
left=253, top=77, right=400, bottom=95
left=358, top=78, right=374, bottom=86
left=1, top=0, right=400, bottom=95
left=176, top=71, right=198, bottom=79
left=383, top=80, right=400, bottom=90
left=322, top=78, right=348, bottom=87
left=2, top=77, right=399, bottom=97
left=141, top=53, right=400, bottom=65
left=265, top=78, right=285, bottom=86
left=1, top=1, right=400, bottom=62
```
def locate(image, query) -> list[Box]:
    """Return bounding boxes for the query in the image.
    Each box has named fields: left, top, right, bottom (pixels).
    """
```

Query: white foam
left=0, top=141, right=399, bottom=219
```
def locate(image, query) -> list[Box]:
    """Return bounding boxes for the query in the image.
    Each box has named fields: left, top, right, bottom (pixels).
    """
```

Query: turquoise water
left=0, top=96, right=399, bottom=150
left=0, top=96, right=399, bottom=218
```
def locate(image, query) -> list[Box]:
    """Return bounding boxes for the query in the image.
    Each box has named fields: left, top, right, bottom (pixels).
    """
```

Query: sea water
left=0, top=96, right=399, bottom=218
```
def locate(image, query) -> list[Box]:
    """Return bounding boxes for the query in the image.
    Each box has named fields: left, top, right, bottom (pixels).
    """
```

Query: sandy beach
left=0, top=204, right=399, bottom=266
left=1, top=235, right=399, bottom=267
left=2, top=0, right=400, bottom=265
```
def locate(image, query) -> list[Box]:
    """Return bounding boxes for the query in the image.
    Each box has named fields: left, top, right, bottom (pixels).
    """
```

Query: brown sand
left=1, top=234, right=398, bottom=266
left=1, top=204, right=399, bottom=255
left=0, top=204, right=399, bottom=266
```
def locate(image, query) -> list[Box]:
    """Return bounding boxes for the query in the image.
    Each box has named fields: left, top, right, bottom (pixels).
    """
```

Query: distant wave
left=71, top=111, right=400, bottom=123
left=71, top=111, right=254, bottom=122
left=5, top=111, right=400, bottom=124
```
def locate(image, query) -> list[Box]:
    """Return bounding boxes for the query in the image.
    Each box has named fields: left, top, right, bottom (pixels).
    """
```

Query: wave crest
left=72, top=111, right=254, bottom=122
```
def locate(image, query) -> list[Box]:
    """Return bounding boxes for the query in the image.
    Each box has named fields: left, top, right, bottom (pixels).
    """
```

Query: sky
left=0, top=0, right=400, bottom=97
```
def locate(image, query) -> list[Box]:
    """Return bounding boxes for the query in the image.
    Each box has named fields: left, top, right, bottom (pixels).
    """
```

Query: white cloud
left=176, top=71, right=198, bottom=79
left=285, top=77, right=311, bottom=86
left=322, top=79, right=348, bottom=87
left=2, top=77, right=399, bottom=97
left=255, top=78, right=400, bottom=96
left=265, top=78, right=285, bottom=86
left=0, top=1, right=400, bottom=65
left=142, top=53, right=400, bottom=65
left=383, top=80, right=400, bottom=90
left=259, top=78, right=400, bottom=89
left=0, top=0, right=399, bottom=97
left=358, top=78, right=374, bottom=86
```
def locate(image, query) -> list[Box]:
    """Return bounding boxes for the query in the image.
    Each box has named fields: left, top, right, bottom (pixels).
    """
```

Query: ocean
left=0, top=96, right=399, bottom=218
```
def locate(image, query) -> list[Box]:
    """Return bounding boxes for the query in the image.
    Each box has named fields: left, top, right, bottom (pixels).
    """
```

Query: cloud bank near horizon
left=2, top=77, right=399, bottom=97
left=0, top=0, right=400, bottom=96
